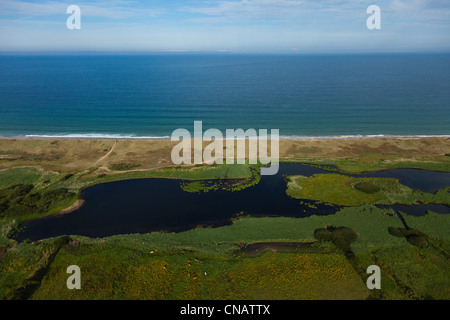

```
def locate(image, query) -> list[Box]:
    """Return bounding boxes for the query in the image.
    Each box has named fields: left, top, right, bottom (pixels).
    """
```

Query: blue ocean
left=0, top=53, right=449, bottom=138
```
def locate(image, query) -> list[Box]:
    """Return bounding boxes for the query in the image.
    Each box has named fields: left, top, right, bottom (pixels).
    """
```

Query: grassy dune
left=1, top=137, right=449, bottom=175
left=278, top=137, right=450, bottom=173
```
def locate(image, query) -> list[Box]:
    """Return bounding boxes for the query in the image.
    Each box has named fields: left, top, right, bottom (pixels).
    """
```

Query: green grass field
left=0, top=167, right=60, bottom=189
left=0, top=155, right=449, bottom=300
left=1, top=203, right=449, bottom=300
left=25, top=248, right=368, bottom=300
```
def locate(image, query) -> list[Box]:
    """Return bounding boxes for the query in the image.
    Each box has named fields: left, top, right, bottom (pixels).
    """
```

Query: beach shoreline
left=2, top=134, right=450, bottom=141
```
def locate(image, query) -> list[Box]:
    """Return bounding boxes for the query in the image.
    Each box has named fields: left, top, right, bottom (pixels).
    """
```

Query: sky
left=0, top=0, right=450, bottom=53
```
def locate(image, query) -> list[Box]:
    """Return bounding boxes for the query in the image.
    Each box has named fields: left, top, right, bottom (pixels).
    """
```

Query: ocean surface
left=0, top=53, right=449, bottom=138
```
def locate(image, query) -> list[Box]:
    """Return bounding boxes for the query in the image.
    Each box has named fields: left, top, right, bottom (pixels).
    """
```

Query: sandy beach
left=0, top=136, right=449, bottom=175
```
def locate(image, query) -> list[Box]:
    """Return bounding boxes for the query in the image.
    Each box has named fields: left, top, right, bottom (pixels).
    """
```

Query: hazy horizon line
left=1, top=50, right=450, bottom=56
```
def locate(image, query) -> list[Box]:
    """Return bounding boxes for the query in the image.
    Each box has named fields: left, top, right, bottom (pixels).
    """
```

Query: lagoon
left=14, top=164, right=450, bottom=242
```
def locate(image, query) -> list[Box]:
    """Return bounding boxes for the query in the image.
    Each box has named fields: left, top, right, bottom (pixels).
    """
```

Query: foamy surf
left=21, top=134, right=171, bottom=140
left=278, top=134, right=450, bottom=140
left=1, top=133, right=447, bottom=140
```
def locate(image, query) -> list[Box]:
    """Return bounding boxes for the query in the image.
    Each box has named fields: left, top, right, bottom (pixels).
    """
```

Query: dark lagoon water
left=14, top=164, right=450, bottom=242
left=377, top=204, right=450, bottom=217
left=364, top=168, right=450, bottom=193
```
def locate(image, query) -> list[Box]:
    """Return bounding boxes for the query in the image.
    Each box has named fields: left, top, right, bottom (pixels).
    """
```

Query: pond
left=14, top=164, right=450, bottom=242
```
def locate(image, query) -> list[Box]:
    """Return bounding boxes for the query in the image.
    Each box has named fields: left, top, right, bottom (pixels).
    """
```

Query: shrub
left=388, top=227, right=403, bottom=237
left=388, top=227, right=428, bottom=248
left=110, top=163, right=141, bottom=171
left=314, top=226, right=358, bottom=254
left=0, top=184, right=75, bottom=220
left=313, top=229, right=331, bottom=241
left=406, top=234, right=427, bottom=247
left=61, top=174, right=74, bottom=181
left=354, top=182, right=380, bottom=194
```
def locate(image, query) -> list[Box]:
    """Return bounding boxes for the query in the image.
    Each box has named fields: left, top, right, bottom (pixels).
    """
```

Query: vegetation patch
left=110, top=163, right=141, bottom=171
left=354, top=181, right=380, bottom=194
left=180, top=181, right=220, bottom=193
left=388, top=227, right=429, bottom=247
left=355, top=243, right=450, bottom=299
left=0, top=168, right=42, bottom=189
left=314, top=226, right=358, bottom=256
left=208, top=252, right=368, bottom=300
left=180, top=168, right=261, bottom=193
left=298, top=201, right=318, bottom=209
left=286, top=173, right=450, bottom=206
left=61, top=174, right=74, bottom=181
left=0, top=184, right=76, bottom=221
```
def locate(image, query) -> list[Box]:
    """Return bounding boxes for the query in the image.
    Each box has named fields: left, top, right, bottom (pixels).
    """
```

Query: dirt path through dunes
left=95, top=140, right=117, bottom=165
